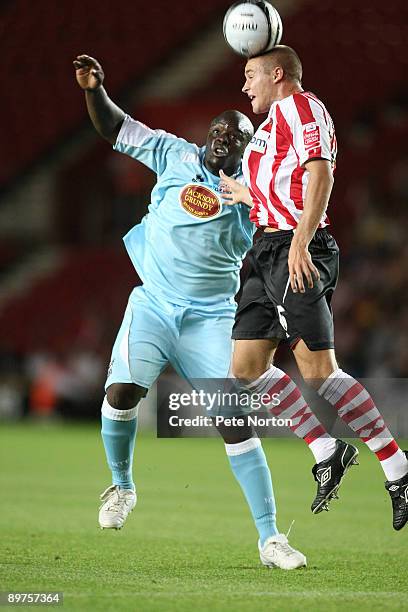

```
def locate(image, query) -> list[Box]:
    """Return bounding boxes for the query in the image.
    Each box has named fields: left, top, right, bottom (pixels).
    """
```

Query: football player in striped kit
left=74, top=54, right=307, bottom=570
left=220, top=45, right=408, bottom=530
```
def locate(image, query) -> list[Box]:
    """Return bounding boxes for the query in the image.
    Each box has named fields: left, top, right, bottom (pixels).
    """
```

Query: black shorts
left=232, top=228, right=339, bottom=351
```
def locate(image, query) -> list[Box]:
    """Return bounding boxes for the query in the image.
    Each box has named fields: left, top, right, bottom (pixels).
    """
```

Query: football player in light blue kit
left=74, top=54, right=306, bottom=570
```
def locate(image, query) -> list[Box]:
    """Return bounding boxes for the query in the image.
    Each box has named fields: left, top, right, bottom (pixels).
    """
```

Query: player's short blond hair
left=259, top=45, right=303, bottom=84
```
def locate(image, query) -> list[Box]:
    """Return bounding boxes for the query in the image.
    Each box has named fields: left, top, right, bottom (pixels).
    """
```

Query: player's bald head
left=210, top=110, right=254, bottom=141
left=256, top=45, right=302, bottom=84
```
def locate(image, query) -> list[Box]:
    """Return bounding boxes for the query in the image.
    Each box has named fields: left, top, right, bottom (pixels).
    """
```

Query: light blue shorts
left=105, top=286, right=236, bottom=390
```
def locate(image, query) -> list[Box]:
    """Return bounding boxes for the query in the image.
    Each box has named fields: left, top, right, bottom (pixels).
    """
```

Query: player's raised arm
left=73, top=54, right=125, bottom=144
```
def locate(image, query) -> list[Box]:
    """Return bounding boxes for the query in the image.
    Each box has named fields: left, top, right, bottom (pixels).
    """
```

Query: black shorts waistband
left=259, top=227, right=331, bottom=241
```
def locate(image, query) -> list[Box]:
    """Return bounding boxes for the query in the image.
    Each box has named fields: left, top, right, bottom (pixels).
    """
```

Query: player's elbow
left=306, top=159, right=333, bottom=180
left=100, top=122, right=122, bottom=145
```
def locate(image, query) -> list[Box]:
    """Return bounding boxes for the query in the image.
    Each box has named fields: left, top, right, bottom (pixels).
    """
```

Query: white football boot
left=259, top=534, right=307, bottom=570
left=98, top=485, right=137, bottom=530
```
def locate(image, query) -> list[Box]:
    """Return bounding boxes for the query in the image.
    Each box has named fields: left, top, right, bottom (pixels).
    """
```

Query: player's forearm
left=85, top=87, right=125, bottom=144
left=292, top=169, right=333, bottom=247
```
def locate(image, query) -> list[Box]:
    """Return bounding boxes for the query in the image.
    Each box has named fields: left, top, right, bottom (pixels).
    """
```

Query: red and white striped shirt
left=242, top=91, right=337, bottom=229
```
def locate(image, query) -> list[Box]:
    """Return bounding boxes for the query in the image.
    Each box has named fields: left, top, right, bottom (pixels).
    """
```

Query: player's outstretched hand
left=288, top=240, right=320, bottom=293
left=73, top=55, right=104, bottom=91
left=219, top=170, right=253, bottom=207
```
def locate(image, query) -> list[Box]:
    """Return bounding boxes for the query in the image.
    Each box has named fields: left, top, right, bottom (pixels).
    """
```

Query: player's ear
left=273, top=66, right=283, bottom=82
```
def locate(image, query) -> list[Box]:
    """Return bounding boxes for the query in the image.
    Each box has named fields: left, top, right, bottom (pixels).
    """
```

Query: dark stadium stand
left=0, top=248, right=137, bottom=354
left=0, top=244, right=22, bottom=278
left=0, top=0, right=234, bottom=187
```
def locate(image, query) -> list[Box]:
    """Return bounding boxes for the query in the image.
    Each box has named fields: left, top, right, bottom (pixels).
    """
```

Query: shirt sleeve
left=113, top=115, right=184, bottom=175
left=280, top=94, right=333, bottom=167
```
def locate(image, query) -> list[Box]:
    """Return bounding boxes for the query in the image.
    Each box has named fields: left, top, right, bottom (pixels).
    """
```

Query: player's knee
left=299, top=354, right=338, bottom=386
left=106, top=383, right=147, bottom=411
left=301, top=365, right=337, bottom=388
left=231, top=361, right=267, bottom=382
left=294, top=343, right=338, bottom=387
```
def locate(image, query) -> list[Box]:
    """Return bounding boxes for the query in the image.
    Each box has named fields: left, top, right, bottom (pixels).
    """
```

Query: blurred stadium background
left=1, top=0, right=408, bottom=424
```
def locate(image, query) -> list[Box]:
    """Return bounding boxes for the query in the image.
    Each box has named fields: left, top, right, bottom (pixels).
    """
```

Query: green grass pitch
left=1, top=423, right=407, bottom=611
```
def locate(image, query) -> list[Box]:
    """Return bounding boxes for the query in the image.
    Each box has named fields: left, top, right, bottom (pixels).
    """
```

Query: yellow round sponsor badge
left=179, top=184, right=222, bottom=221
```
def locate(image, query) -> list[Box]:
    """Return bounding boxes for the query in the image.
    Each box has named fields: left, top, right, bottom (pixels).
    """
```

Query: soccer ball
left=223, top=1, right=283, bottom=58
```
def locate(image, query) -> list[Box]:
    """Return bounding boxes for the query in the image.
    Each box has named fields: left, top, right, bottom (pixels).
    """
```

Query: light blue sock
left=225, top=438, right=278, bottom=545
left=101, top=398, right=138, bottom=490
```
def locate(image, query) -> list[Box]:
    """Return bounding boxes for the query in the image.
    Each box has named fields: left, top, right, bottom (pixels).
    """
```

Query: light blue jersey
left=107, top=116, right=254, bottom=389
left=114, top=116, right=254, bottom=306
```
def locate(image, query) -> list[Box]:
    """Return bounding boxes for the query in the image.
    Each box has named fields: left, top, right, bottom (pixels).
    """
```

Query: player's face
left=204, top=118, right=249, bottom=175
left=242, top=58, right=276, bottom=114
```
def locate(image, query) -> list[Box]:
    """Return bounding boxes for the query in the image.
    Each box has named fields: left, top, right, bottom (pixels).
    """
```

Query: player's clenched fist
left=73, top=55, right=104, bottom=90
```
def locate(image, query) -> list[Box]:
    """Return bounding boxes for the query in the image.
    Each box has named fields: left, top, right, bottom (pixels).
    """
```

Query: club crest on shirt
left=303, top=122, right=320, bottom=148
left=179, top=184, right=222, bottom=221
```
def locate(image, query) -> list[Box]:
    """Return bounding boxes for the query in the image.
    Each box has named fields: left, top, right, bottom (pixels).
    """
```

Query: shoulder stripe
left=292, top=93, right=316, bottom=125
left=303, top=92, right=329, bottom=127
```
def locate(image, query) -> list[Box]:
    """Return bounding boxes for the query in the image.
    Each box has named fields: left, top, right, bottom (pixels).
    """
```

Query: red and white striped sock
left=318, top=368, right=408, bottom=481
left=247, top=366, right=337, bottom=463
